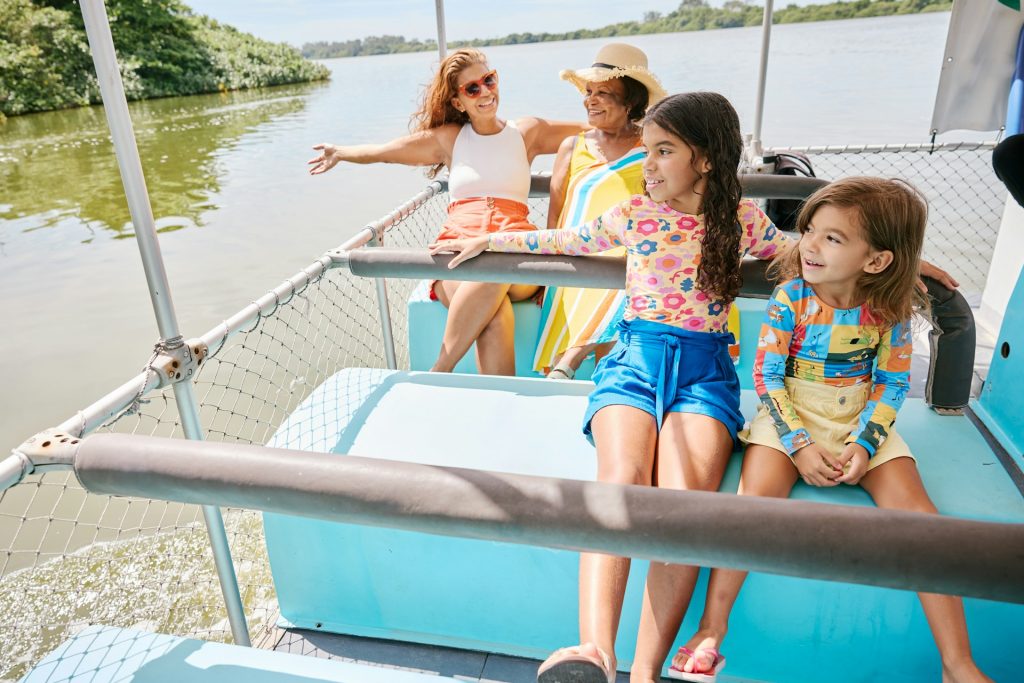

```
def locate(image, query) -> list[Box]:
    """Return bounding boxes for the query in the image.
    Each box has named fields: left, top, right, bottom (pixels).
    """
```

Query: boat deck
left=253, top=368, right=1022, bottom=683
left=258, top=625, right=594, bottom=683
left=257, top=625, right=761, bottom=682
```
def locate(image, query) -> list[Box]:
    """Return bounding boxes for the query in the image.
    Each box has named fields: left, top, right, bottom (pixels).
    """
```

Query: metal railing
left=767, top=141, right=1005, bottom=297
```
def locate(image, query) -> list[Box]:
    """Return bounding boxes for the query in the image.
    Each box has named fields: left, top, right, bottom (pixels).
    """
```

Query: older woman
left=537, top=44, right=667, bottom=380
left=309, top=49, right=582, bottom=375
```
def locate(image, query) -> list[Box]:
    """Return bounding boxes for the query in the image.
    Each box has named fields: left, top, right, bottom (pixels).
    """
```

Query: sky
left=184, top=0, right=712, bottom=47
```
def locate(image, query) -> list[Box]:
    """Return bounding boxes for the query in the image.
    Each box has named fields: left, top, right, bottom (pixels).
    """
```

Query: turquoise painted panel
left=263, top=369, right=1024, bottom=682
left=20, top=626, right=460, bottom=682
left=407, top=280, right=545, bottom=377
left=976, top=264, right=1024, bottom=468
left=733, top=297, right=769, bottom=391
left=407, top=281, right=767, bottom=386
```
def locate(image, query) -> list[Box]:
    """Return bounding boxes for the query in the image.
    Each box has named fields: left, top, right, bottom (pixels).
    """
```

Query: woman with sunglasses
left=309, top=48, right=584, bottom=375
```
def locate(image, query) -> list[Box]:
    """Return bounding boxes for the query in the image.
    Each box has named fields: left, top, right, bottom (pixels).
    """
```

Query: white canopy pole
left=77, top=0, right=250, bottom=647
left=435, top=0, right=448, bottom=60
left=750, top=0, right=775, bottom=157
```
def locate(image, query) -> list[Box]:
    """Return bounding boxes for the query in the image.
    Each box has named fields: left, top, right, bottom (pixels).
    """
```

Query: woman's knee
left=507, top=284, right=540, bottom=302
left=479, top=297, right=514, bottom=337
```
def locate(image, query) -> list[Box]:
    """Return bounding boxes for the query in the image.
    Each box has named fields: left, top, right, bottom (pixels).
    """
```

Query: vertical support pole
left=78, top=0, right=250, bottom=646
left=435, top=0, right=448, bottom=60
left=369, top=230, right=398, bottom=370
left=174, top=381, right=252, bottom=645
left=751, top=0, right=775, bottom=157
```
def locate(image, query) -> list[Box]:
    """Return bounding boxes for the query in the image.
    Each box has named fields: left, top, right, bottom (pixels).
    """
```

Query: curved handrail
left=344, top=248, right=974, bottom=409
left=440, top=173, right=831, bottom=200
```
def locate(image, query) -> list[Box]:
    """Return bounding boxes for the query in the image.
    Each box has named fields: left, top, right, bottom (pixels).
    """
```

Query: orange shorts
left=435, top=197, right=537, bottom=242
left=430, top=197, right=538, bottom=301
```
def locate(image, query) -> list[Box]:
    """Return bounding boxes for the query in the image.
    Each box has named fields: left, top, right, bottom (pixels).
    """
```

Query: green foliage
left=0, top=0, right=329, bottom=117
left=0, top=0, right=94, bottom=115
left=300, top=0, right=952, bottom=59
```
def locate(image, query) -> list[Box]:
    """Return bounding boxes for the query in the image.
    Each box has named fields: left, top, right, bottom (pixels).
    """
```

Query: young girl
left=431, top=91, right=790, bottom=683
left=670, top=178, right=993, bottom=683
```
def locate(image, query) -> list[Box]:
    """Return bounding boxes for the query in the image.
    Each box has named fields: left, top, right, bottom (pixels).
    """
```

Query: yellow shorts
left=741, top=376, right=914, bottom=471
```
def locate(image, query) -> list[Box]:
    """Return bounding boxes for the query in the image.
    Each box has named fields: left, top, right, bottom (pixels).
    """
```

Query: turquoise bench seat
left=20, top=625, right=460, bottom=682
left=407, top=280, right=546, bottom=377
left=263, top=368, right=1024, bottom=683
left=407, top=280, right=767, bottom=386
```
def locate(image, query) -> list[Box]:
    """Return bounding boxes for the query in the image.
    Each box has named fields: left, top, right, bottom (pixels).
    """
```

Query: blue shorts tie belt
left=582, top=319, right=744, bottom=445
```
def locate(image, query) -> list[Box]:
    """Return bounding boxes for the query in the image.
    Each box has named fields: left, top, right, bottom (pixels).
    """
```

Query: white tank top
left=448, top=119, right=531, bottom=203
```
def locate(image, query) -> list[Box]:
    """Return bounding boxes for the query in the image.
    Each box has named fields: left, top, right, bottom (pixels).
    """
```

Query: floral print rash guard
left=753, top=278, right=913, bottom=456
left=487, top=196, right=788, bottom=333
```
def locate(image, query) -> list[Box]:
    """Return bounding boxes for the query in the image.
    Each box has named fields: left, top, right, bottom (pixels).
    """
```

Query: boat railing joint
left=8, top=428, right=80, bottom=480
left=147, top=336, right=209, bottom=388
left=328, top=248, right=350, bottom=268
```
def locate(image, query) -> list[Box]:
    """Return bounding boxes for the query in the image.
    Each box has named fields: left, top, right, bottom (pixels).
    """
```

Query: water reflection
left=0, top=81, right=326, bottom=239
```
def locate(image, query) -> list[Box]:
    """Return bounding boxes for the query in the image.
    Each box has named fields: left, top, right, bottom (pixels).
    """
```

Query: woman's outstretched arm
left=308, top=126, right=458, bottom=175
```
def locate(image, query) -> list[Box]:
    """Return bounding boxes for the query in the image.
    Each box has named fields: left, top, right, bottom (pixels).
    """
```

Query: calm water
left=0, top=13, right=960, bottom=451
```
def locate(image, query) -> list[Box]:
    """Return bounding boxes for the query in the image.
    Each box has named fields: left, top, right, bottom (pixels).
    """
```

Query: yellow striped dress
left=532, top=134, right=645, bottom=373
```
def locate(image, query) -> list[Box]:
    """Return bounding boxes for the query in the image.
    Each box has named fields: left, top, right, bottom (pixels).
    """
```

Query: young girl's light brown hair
left=411, top=48, right=488, bottom=178
left=769, top=176, right=930, bottom=326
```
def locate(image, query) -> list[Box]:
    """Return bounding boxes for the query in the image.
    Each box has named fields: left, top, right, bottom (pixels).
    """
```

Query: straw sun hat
left=559, top=43, right=668, bottom=108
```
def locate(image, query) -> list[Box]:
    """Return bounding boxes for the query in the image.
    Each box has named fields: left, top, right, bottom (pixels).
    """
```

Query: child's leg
left=672, top=445, right=799, bottom=676
left=579, top=405, right=659, bottom=671
left=627, top=413, right=732, bottom=683
left=860, top=458, right=993, bottom=683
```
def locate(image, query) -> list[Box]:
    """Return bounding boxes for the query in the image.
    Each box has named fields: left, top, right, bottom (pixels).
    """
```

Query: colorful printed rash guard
left=753, top=278, right=913, bottom=456
left=488, top=196, right=788, bottom=333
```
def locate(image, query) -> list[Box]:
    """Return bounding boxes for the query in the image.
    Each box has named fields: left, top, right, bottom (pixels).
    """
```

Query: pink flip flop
left=537, top=644, right=615, bottom=683
left=666, top=646, right=726, bottom=682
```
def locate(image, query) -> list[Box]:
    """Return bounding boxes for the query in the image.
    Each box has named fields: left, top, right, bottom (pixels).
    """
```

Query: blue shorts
left=582, top=319, right=743, bottom=444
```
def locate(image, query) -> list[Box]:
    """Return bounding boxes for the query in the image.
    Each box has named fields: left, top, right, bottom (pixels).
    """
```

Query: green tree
left=1, top=0, right=328, bottom=117
left=0, top=0, right=94, bottom=115
left=297, top=0, right=953, bottom=60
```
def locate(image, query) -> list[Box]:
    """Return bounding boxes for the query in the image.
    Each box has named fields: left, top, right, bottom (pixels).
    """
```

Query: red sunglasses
left=457, top=70, right=498, bottom=98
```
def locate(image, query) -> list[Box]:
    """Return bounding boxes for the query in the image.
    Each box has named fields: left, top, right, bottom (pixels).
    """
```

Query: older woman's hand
left=428, top=236, right=490, bottom=268
left=308, top=143, right=345, bottom=175
left=918, top=258, right=960, bottom=293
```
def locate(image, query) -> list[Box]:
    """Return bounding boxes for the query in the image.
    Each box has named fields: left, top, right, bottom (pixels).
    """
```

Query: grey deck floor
left=260, top=628, right=760, bottom=682
left=260, top=626, right=634, bottom=682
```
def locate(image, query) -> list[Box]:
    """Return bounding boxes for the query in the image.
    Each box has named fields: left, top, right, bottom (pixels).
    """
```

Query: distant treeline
left=302, top=0, right=952, bottom=59
left=0, top=0, right=329, bottom=119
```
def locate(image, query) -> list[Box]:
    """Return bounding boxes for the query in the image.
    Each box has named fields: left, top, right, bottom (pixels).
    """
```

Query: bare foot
left=670, top=629, right=726, bottom=675
left=942, top=660, right=994, bottom=683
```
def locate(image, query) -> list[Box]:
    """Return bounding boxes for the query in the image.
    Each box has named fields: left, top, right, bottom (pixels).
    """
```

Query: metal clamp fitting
left=152, top=338, right=209, bottom=387
left=328, top=248, right=350, bottom=268
left=14, top=428, right=82, bottom=473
